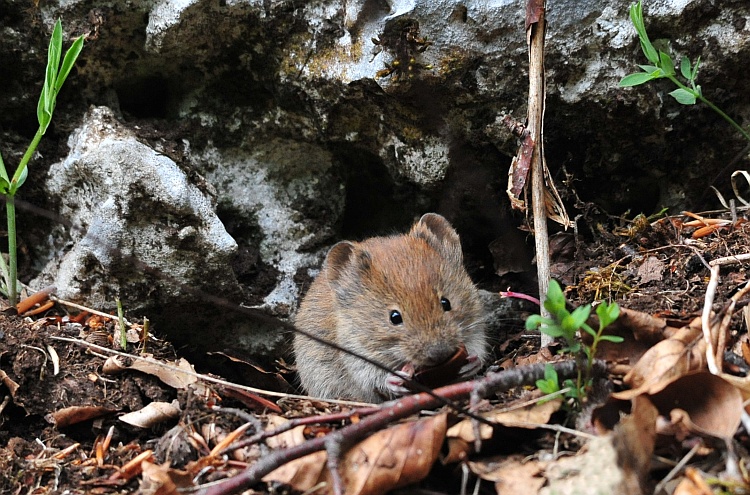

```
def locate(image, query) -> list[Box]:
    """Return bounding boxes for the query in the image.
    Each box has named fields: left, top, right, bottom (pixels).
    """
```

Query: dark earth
left=1, top=206, right=749, bottom=494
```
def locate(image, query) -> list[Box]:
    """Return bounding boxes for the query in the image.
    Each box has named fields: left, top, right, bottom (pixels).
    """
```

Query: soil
left=0, top=210, right=748, bottom=494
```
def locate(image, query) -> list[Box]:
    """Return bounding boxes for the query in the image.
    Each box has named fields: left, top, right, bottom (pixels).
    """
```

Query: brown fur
left=293, top=213, right=487, bottom=403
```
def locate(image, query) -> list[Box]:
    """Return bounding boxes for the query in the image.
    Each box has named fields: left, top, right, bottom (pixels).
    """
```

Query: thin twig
left=51, top=295, right=134, bottom=326
left=652, top=441, right=702, bottom=495
left=50, top=336, right=372, bottom=406
left=708, top=252, right=750, bottom=266
left=193, top=360, right=603, bottom=495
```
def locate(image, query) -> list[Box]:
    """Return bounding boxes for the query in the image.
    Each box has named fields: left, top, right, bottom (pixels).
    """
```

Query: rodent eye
left=389, top=310, right=403, bottom=325
left=440, top=297, right=452, bottom=311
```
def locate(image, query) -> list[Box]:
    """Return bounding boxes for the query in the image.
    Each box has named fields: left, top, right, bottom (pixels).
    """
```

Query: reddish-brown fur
left=294, top=213, right=487, bottom=403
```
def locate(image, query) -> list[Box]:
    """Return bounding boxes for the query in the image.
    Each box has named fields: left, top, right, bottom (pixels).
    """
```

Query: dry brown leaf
left=444, top=398, right=561, bottom=463
left=207, top=351, right=294, bottom=393
left=119, top=400, right=181, bottom=428
left=597, top=372, right=741, bottom=446
left=525, top=0, right=544, bottom=28
left=0, top=369, right=19, bottom=397
left=617, top=318, right=705, bottom=396
left=636, top=256, right=664, bottom=284
left=448, top=397, right=562, bottom=443
left=103, top=356, right=198, bottom=389
left=443, top=436, right=473, bottom=464
left=609, top=308, right=679, bottom=342
left=673, top=467, right=714, bottom=495
left=648, top=372, right=742, bottom=440
left=45, top=405, right=118, bottom=428
left=507, top=133, right=534, bottom=210
left=467, top=455, right=545, bottom=494
left=265, top=413, right=447, bottom=495
left=139, top=460, right=192, bottom=495
left=715, top=371, right=750, bottom=403
left=501, top=345, right=557, bottom=369
left=265, top=414, right=305, bottom=449
left=582, top=308, right=680, bottom=377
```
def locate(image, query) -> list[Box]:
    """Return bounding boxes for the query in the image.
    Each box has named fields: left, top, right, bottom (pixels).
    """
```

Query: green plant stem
left=6, top=195, right=17, bottom=308
left=4, top=128, right=44, bottom=308
left=13, top=129, right=43, bottom=188
left=698, top=95, right=750, bottom=143
left=667, top=75, right=750, bottom=143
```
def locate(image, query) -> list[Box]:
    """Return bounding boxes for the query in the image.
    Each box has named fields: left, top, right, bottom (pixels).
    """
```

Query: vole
left=294, top=213, right=488, bottom=403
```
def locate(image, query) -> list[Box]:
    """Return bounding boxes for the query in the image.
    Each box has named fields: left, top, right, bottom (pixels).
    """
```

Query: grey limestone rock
left=0, top=0, right=747, bottom=356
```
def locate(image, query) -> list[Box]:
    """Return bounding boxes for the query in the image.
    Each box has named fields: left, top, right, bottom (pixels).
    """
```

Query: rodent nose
left=421, top=342, right=458, bottom=367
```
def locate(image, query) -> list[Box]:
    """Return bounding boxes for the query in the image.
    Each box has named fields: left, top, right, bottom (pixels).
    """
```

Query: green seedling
left=620, top=1, right=750, bottom=143
left=0, top=20, right=83, bottom=307
left=527, top=280, right=622, bottom=408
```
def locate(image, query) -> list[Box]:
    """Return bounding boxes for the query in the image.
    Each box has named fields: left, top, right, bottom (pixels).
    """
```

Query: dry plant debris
left=2, top=208, right=750, bottom=494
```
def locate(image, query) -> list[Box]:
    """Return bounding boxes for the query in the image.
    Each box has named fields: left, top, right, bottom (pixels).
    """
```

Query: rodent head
left=323, top=213, right=487, bottom=373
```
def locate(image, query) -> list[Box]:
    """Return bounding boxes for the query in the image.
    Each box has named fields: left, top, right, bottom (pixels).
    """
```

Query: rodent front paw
left=458, top=354, right=483, bottom=378
left=385, top=367, right=414, bottom=397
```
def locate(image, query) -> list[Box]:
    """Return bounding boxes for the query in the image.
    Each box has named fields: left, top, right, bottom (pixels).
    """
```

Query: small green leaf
left=581, top=324, right=597, bottom=338
left=525, top=314, right=544, bottom=330
left=48, top=20, right=63, bottom=82
left=38, top=21, right=64, bottom=132
left=630, top=2, right=658, bottom=64
left=637, top=64, right=660, bottom=74
left=544, top=280, right=567, bottom=315
left=596, top=301, right=620, bottom=328
left=0, top=153, right=8, bottom=183
left=55, top=35, right=84, bottom=92
left=658, top=51, right=675, bottom=75
left=679, top=56, right=691, bottom=79
left=569, top=305, right=591, bottom=331
left=9, top=166, right=28, bottom=194
left=599, top=335, right=625, bottom=343
left=691, top=56, right=701, bottom=81
left=0, top=177, right=10, bottom=195
left=564, top=341, right=581, bottom=354
left=540, top=323, right=566, bottom=338
left=619, top=72, right=658, bottom=87
left=562, top=379, right=580, bottom=398
left=544, top=364, right=558, bottom=383
left=537, top=365, right=561, bottom=396
left=669, top=88, right=697, bottom=105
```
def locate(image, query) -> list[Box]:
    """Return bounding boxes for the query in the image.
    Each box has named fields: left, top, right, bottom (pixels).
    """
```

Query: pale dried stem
left=527, top=2, right=552, bottom=347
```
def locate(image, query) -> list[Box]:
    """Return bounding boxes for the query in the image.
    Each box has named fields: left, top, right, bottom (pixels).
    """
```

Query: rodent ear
left=325, top=241, right=356, bottom=284
left=324, top=241, right=372, bottom=285
left=411, top=213, right=463, bottom=264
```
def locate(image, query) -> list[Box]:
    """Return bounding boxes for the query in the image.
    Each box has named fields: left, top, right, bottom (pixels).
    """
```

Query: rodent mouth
left=409, top=345, right=469, bottom=389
